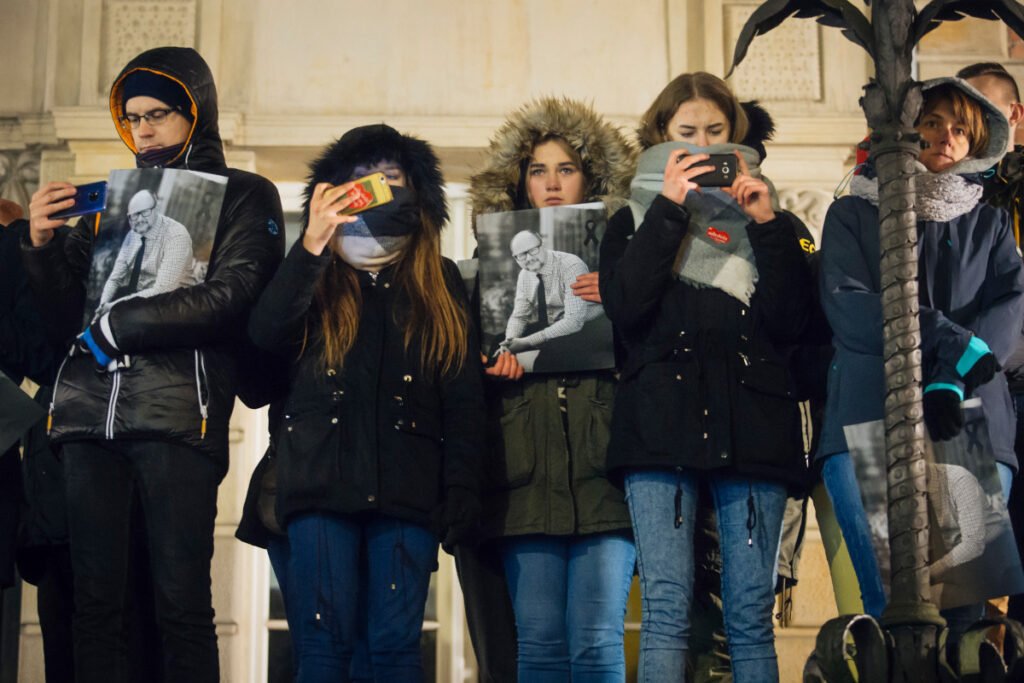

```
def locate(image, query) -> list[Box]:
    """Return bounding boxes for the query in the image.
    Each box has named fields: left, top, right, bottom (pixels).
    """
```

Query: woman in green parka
left=466, top=97, right=637, bottom=681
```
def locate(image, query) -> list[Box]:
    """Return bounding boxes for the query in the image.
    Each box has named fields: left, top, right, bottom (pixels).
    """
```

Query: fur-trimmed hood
left=740, top=101, right=775, bottom=161
left=303, top=124, right=448, bottom=232
left=469, top=97, right=636, bottom=229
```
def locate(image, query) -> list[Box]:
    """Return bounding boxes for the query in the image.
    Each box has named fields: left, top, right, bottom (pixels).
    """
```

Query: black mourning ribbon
left=127, top=236, right=146, bottom=293
left=536, top=273, right=549, bottom=327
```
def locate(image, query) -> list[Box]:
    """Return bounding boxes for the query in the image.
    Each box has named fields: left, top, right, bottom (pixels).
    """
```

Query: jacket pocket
left=276, top=409, right=341, bottom=516
left=498, top=398, right=535, bottom=489
left=634, top=360, right=700, bottom=456
left=737, top=351, right=796, bottom=399
left=392, top=403, right=444, bottom=512
left=582, top=394, right=614, bottom=476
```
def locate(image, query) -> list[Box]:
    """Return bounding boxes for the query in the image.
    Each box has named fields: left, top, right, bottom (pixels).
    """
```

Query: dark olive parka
left=469, top=97, right=636, bottom=538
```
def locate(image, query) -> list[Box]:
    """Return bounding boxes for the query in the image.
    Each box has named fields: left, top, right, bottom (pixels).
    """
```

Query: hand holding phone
left=692, top=154, right=738, bottom=187
left=661, top=152, right=715, bottom=205
left=720, top=151, right=776, bottom=224
left=330, top=172, right=394, bottom=216
left=29, top=181, right=90, bottom=247
left=50, top=181, right=108, bottom=220
left=305, top=173, right=397, bottom=256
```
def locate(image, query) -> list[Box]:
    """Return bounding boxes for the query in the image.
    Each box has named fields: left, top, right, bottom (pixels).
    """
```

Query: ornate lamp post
left=728, top=2, right=1024, bottom=679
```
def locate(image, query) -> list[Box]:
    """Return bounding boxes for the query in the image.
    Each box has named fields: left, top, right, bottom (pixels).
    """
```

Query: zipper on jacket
left=194, top=350, right=210, bottom=439
left=105, top=370, right=122, bottom=439
left=46, top=354, right=72, bottom=435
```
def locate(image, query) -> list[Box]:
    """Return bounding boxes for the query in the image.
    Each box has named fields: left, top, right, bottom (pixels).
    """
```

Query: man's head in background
left=958, top=62, right=1024, bottom=154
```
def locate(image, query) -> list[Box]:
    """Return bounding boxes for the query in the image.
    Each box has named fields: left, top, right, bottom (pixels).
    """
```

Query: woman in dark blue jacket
left=248, top=125, right=483, bottom=682
left=818, top=77, right=1024, bottom=621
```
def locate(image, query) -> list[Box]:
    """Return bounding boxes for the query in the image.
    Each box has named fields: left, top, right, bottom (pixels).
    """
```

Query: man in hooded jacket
left=20, top=47, right=284, bottom=682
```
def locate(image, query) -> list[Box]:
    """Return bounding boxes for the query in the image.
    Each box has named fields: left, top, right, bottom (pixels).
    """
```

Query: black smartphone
left=693, top=154, right=738, bottom=187
left=51, top=181, right=108, bottom=220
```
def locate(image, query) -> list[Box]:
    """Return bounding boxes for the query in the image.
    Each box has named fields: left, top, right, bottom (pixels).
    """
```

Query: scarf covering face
left=849, top=162, right=983, bottom=222
left=630, top=142, right=777, bottom=306
left=333, top=185, right=419, bottom=271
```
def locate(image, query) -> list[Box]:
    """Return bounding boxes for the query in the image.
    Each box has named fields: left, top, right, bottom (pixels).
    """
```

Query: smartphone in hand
left=325, top=173, right=394, bottom=216
left=693, top=154, right=738, bottom=187
left=51, top=181, right=108, bottom=220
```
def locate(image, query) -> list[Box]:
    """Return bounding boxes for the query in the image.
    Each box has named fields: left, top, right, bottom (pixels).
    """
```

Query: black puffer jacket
left=248, top=127, right=484, bottom=532
left=21, top=47, right=285, bottom=473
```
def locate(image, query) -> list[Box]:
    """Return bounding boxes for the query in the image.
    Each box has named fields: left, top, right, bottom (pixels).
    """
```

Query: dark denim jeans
left=499, top=534, right=635, bottom=682
left=624, top=470, right=786, bottom=683
left=285, top=513, right=438, bottom=683
left=63, top=440, right=220, bottom=683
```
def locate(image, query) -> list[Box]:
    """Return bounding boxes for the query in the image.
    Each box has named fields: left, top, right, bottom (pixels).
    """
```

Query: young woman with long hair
left=599, top=72, right=813, bottom=683
left=248, top=124, right=483, bottom=682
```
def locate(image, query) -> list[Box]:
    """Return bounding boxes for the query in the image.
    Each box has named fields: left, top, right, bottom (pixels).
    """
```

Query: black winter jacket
left=599, top=195, right=812, bottom=489
left=248, top=242, right=484, bottom=531
left=20, top=47, right=285, bottom=472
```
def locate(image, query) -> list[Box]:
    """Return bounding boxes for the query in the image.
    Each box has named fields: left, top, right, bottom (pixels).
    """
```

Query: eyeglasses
left=118, top=107, right=181, bottom=129
left=514, top=246, right=541, bottom=261
left=129, top=209, right=154, bottom=220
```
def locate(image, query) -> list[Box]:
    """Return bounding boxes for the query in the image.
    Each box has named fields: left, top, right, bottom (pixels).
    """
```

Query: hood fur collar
left=303, top=124, right=448, bottom=233
left=469, top=97, right=636, bottom=230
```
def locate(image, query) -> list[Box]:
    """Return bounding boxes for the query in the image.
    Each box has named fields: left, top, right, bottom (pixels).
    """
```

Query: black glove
left=923, top=388, right=964, bottom=441
left=961, top=352, right=1000, bottom=394
left=440, top=485, right=481, bottom=554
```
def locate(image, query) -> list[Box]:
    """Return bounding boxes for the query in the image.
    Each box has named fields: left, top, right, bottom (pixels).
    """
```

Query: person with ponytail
left=248, top=124, right=483, bottom=682
left=599, top=72, right=813, bottom=682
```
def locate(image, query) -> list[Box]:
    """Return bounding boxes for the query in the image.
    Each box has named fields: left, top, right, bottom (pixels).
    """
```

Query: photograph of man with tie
left=500, top=230, right=604, bottom=356
left=95, top=188, right=194, bottom=317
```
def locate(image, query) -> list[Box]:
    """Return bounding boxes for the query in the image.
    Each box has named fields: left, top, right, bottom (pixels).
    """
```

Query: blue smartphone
left=51, top=181, right=108, bottom=220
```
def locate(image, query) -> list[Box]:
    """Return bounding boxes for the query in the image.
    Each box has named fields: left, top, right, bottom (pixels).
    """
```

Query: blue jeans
left=270, top=535, right=374, bottom=682
left=500, top=534, right=636, bottom=682
left=285, top=513, right=438, bottom=683
left=821, top=452, right=888, bottom=618
left=624, top=470, right=787, bottom=683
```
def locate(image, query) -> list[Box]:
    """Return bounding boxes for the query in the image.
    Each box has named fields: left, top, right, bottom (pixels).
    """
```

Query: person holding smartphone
left=599, top=72, right=812, bottom=682
left=247, top=124, right=483, bottom=682
left=20, top=47, right=284, bottom=683
left=464, top=97, right=637, bottom=682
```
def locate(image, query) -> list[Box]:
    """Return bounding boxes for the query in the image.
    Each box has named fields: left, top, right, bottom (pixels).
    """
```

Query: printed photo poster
left=82, top=167, right=227, bottom=327
left=476, top=203, right=613, bottom=373
left=844, top=399, right=1024, bottom=610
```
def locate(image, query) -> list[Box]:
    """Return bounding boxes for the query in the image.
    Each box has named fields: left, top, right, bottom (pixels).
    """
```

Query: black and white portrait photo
left=84, top=168, right=227, bottom=326
left=844, top=400, right=1024, bottom=609
left=476, top=203, right=613, bottom=373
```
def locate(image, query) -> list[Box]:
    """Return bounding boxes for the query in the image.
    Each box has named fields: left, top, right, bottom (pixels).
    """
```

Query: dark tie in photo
left=127, top=236, right=146, bottom=293
left=536, top=273, right=548, bottom=327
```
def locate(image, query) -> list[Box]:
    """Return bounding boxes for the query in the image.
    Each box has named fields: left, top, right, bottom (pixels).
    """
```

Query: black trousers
left=63, top=439, right=220, bottom=683
left=454, top=542, right=518, bottom=683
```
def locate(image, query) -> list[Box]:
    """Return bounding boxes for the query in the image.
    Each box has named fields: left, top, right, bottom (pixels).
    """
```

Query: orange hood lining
left=108, top=67, right=199, bottom=164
